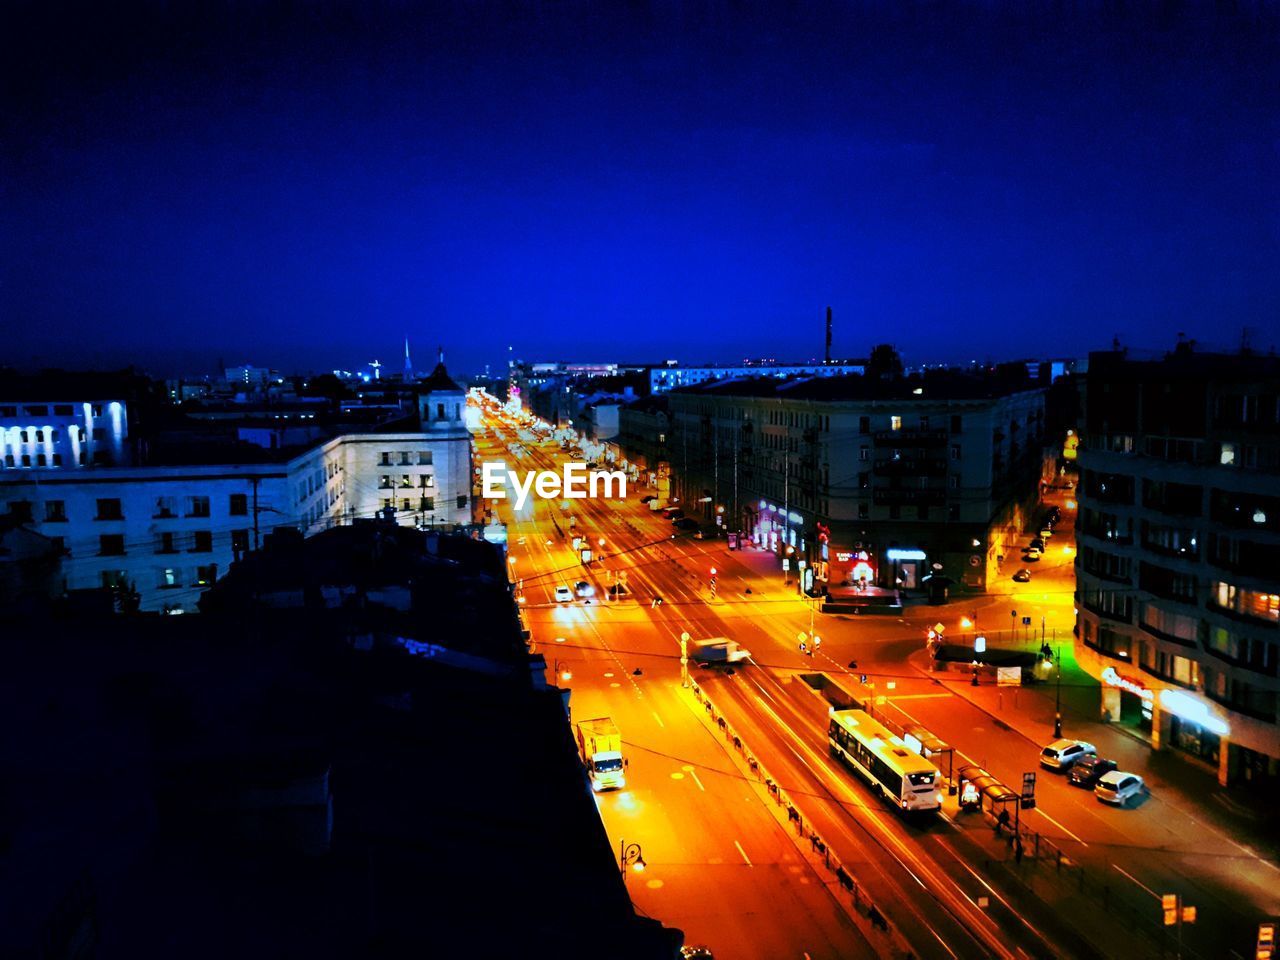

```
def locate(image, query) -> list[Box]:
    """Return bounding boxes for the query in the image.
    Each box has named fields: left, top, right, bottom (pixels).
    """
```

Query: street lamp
left=554, top=659, right=572, bottom=683
left=1054, top=644, right=1063, bottom=738
left=619, top=840, right=645, bottom=884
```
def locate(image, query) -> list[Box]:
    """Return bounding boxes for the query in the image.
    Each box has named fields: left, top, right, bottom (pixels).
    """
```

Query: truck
left=692, top=638, right=752, bottom=664
left=576, top=717, right=626, bottom=792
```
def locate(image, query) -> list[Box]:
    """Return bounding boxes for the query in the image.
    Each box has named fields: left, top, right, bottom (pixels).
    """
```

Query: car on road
left=1095, top=771, right=1145, bottom=805
left=1068, top=755, right=1118, bottom=788
left=1022, top=547, right=1042, bottom=561
left=1040, top=738, right=1096, bottom=770
left=663, top=507, right=685, bottom=520
left=1029, top=537, right=1046, bottom=551
left=1012, top=568, right=1032, bottom=583
left=673, top=517, right=699, bottom=531
left=574, top=580, right=595, bottom=598
left=554, top=585, right=573, bottom=603
left=640, top=495, right=656, bottom=504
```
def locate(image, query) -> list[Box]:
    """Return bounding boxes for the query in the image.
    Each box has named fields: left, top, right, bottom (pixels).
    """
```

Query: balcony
left=872, top=429, right=948, bottom=447
left=872, top=487, right=945, bottom=506
left=873, top=458, right=948, bottom=478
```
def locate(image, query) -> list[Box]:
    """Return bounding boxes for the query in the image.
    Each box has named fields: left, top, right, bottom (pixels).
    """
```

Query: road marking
left=1033, top=806, right=1087, bottom=846
left=652, top=710, right=665, bottom=728
left=734, top=839, right=753, bottom=866
left=689, top=768, right=706, bottom=791
left=884, top=693, right=951, bottom=700
left=1112, top=864, right=1158, bottom=900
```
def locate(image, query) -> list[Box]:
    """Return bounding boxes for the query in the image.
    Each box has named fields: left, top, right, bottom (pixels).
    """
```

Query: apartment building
left=667, top=361, right=1048, bottom=594
left=1075, top=344, right=1280, bottom=789
left=0, top=372, right=140, bottom=469
left=0, top=363, right=473, bottom=613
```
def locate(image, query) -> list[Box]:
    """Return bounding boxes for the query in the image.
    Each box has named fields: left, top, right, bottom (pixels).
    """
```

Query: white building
left=0, top=399, right=130, bottom=469
left=0, top=363, right=473, bottom=613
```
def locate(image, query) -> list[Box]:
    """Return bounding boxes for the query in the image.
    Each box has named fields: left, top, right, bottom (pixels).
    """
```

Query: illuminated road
left=475, top=400, right=1277, bottom=959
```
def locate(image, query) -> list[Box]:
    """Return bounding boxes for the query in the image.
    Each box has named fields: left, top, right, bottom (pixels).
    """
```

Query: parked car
left=1023, top=547, right=1042, bottom=561
left=554, top=584, right=574, bottom=602
left=674, top=517, right=699, bottom=531
left=1012, top=568, right=1032, bottom=583
left=1039, top=527, right=1054, bottom=540
left=640, top=495, right=656, bottom=504
left=1029, top=538, right=1046, bottom=551
left=1095, top=771, right=1145, bottom=805
left=1040, top=738, right=1096, bottom=770
left=1068, top=755, right=1118, bottom=788
left=574, top=580, right=595, bottom=598
left=663, top=508, right=685, bottom=520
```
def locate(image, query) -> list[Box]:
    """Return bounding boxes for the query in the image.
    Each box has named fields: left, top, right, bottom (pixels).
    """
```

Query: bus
left=828, top=708, right=943, bottom=814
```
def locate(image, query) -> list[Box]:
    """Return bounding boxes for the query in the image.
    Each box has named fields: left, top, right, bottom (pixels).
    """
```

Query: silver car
left=1095, top=771, right=1144, bottom=806
left=1040, top=738, right=1096, bottom=770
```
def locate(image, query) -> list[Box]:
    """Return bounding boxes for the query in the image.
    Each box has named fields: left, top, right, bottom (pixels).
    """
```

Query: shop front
left=1101, top=666, right=1154, bottom=733
left=1160, top=689, right=1229, bottom=769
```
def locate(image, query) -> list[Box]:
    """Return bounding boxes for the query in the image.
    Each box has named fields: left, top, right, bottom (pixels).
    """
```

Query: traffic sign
left=1022, top=616, right=1032, bottom=625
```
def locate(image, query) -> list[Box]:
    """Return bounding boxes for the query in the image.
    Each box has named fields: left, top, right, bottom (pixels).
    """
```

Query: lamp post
left=1054, top=644, right=1063, bottom=738
left=619, top=840, right=645, bottom=885
left=553, top=659, right=572, bottom=683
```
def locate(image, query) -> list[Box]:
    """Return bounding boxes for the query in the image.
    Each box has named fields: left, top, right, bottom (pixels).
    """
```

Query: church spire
left=403, top=336, right=413, bottom=381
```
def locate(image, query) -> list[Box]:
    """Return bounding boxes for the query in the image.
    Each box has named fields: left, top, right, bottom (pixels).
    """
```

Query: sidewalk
left=910, top=647, right=1279, bottom=853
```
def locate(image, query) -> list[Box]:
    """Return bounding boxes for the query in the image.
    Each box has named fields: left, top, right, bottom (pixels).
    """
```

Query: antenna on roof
left=825, top=306, right=832, bottom=362
left=438, top=345, right=444, bottom=365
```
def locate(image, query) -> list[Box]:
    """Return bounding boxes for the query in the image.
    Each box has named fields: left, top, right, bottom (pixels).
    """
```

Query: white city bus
left=828, top=708, right=943, bottom=814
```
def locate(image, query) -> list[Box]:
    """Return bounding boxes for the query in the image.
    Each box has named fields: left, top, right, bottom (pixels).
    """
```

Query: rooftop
left=670, top=365, right=1048, bottom=403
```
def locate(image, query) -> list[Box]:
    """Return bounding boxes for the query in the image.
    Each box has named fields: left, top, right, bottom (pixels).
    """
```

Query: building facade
left=649, top=359, right=867, bottom=394
left=1074, top=345, right=1280, bottom=789
left=668, top=368, right=1048, bottom=594
left=0, top=365, right=473, bottom=613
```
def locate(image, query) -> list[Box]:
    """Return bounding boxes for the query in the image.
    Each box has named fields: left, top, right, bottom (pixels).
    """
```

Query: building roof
left=417, top=361, right=463, bottom=393
left=670, top=366, right=1047, bottom=403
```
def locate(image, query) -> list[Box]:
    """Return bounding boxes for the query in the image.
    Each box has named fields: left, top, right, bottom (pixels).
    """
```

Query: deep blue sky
left=3, top=1, right=1278, bottom=377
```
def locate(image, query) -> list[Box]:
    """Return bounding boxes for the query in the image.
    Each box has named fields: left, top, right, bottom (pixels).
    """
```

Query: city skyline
left=5, top=3, right=1279, bottom=375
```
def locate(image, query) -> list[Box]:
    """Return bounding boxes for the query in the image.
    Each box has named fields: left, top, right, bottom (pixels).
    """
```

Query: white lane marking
left=1112, top=864, right=1159, bottom=900
left=734, top=839, right=753, bottom=866
left=1031, top=806, right=1088, bottom=847
left=689, top=768, right=706, bottom=792
left=884, top=693, right=951, bottom=700
left=652, top=710, right=665, bottom=728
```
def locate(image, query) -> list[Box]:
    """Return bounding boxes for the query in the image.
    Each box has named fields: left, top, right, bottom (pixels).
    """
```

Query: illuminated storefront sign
left=1159, top=690, right=1230, bottom=736
left=1101, top=667, right=1153, bottom=702
left=886, top=548, right=927, bottom=562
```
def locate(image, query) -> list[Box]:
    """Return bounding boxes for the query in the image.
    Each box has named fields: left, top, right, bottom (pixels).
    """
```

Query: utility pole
left=680, top=632, right=690, bottom=688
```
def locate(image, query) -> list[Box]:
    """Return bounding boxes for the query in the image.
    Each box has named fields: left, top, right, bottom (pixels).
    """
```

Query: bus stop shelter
left=957, top=762, right=1021, bottom=828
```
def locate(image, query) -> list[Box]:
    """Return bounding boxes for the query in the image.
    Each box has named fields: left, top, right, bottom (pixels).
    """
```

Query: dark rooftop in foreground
left=3, top=527, right=681, bottom=959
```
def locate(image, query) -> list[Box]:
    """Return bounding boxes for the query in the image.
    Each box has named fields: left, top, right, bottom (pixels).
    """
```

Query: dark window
left=99, top=534, right=125, bottom=556
left=157, top=532, right=178, bottom=554
left=44, top=500, right=66, bottom=522
left=9, top=500, right=33, bottom=523
left=859, top=416, right=870, bottom=434
left=186, top=496, right=210, bottom=517
left=950, top=415, right=962, bottom=433
left=229, top=493, right=248, bottom=516
left=53, top=404, right=73, bottom=416
left=190, top=530, right=213, bottom=553
left=457, top=494, right=467, bottom=509
left=96, top=498, right=123, bottom=520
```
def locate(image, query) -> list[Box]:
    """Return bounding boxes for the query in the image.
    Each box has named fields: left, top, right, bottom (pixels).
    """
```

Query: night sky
left=4, top=1, right=1278, bottom=376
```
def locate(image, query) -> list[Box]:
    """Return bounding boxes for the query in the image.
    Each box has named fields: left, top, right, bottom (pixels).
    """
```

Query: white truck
left=576, top=717, right=626, bottom=791
left=692, top=638, right=751, bottom=665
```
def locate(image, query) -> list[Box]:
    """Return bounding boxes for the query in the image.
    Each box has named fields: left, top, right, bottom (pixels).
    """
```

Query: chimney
left=825, top=306, right=832, bottom=362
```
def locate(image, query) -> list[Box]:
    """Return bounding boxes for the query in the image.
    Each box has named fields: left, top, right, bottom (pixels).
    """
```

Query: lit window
left=1220, top=443, right=1236, bottom=466
left=891, top=416, right=902, bottom=431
